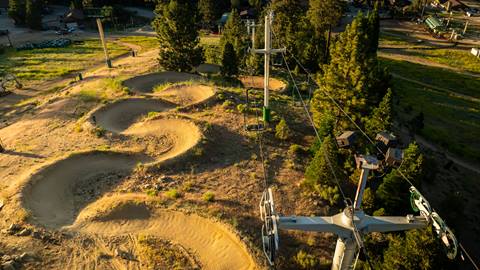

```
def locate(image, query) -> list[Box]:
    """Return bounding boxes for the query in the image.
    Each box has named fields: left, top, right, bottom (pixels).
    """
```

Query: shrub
left=288, top=144, right=303, bottom=158
left=165, top=188, right=181, bottom=199
left=275, top=118, right=292, bottom=140
left=92, top=127, right=106, bottom=138
left=202, top=191, right=215, bottom=202
left=294, top=250, right=319, bottom=269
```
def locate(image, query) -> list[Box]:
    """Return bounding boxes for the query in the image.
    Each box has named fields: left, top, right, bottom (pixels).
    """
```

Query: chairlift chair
left=243, top=88, right=265, bottom=132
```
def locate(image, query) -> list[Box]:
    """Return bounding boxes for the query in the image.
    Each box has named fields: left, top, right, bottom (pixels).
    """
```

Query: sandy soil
left=2, top=66, right=260, bottom=269
left=239, top=76, right=287, bottom=91
left=123, top=72, right=201, bottom=94
left=156, top=84, right=215, bottom=106
left=71, top=194, right=256, bottom=270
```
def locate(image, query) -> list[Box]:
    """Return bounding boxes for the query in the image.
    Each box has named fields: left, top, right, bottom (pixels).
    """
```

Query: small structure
left=217, top=12, right=230, bottom=32
left=336, top=131, right=357, bottom=148
left=425, top=16, right=444, bottom=36
left=376, top=131, right=398, bottom=149
left=385, top=147, right=403, bottom=167
left=471, top=48, right=480, bottom=58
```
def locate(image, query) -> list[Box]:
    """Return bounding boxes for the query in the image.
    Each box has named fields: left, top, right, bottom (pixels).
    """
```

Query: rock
left=97, top=253, right=111, bottom=260
left=32, top=231, right=41, bottom=239
left=8, top=224, right=21, bottom=232
left=16, top=228, right=31, bottom=237
left=1, top=260, right=16, bottom=270
left=1, top=255, right=11, bottom=262
left=19, top=252, right=37, bottom=262
left=114, top=248, right=134, bottom=260
left=159, top=176, right=173, bottom=183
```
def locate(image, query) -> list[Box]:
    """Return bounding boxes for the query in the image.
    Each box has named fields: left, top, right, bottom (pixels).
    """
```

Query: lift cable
left=276, top=37, right=479, bottom=269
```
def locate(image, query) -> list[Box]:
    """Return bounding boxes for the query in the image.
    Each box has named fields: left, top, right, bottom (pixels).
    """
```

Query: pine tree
left=311, top=12, right=389, bottom=131
left=25, top=0, right=43, bottom=30
left=152, top=0, right=203, bottom=72
left=365, top=88, right=393, bottom=137
left=366, top=3, right=380, bottom=55
left=309, top=112, right=335, bottom=154
left=376, top=142, right=424, bottom=214
left=8, top=0, right=26, bottom=25
left=199, top=0, right=226, bottom=29
left=220, top=9, right=248, bottom=67
left=382, top=228, right=448, bottom=270
left=221, top=42, right=238, bottom=77
left=307, top=0, right=344, bottom=38
left=304, top=135, right=342, bottom=188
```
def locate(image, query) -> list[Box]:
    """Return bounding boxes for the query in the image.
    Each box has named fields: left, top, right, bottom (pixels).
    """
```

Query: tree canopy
left=152, top=0, right=203, bottom=72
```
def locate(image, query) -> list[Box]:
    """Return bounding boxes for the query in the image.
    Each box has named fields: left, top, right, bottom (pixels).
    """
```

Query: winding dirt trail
left=19, top=76, right=258, bottom=270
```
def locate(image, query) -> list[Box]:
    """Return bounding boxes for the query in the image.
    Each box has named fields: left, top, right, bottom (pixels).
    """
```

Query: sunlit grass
left=0, top=39, right=129, bottom=82
left=118, top=36, right=158, bottom=51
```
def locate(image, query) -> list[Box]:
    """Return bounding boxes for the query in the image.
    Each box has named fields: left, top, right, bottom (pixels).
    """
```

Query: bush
left=203, top=44, right=222, bottom=65
left=165, top=188, right=181, bottom=199
left=275, top=118, right=292, bottom=140
left=288, top=144, right=303, bottom=158
left=202, top=191, right=215, bottom=202
left=294, top=250, right=319, bottom=269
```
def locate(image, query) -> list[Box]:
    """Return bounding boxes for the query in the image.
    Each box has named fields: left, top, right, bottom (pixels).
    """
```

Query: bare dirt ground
left=0, top=46, right=271, bottom=268
left=239, top=76, right=287, bottom=91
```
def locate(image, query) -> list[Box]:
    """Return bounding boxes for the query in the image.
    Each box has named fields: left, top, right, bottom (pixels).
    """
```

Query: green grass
left=200, top=34, right=221, bottom=46
left=76, top=78, right=130, bottom=102
left=117, top=36, right=158, bottom=51
left=0, top=39, right=129, bottom=82
left=381, top=59, right=480, bottom=161
left=379, top=32, right=480, bottom=74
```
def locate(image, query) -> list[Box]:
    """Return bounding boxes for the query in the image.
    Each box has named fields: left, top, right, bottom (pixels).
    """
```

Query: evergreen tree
left=199, top=0, right=227, bottom=29
left=307, top=0, right=344, bottom=38
left=152, top=0, right=203, bottom=72
left=25, top=0, right=43, bottom=30
left=275, top=118, right=292, bottom=140
left=382, top=228, right=448, bottom=270
left=366, top=3, right=380, bottom=55
left=304, top=136, right=342, bottom=187
left=311, top=12, right=389, bottom=131
left=221, top=42, right=238, bottom=77
left=365, top=88, right=393, bottom=137
left=270, top=0, right=324, bottom=72
left=8, top=0, right=26, bottom=25
left=376, top=142, right=424, bottom=214
left=309, top=112, right=335, bottom=154
left=220, top=9, right=248, bottom=68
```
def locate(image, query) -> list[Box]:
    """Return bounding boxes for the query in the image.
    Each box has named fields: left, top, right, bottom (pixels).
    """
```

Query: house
left=375, top=131, right=398, bottom=149
left=336, top=131, right=357, bottom=148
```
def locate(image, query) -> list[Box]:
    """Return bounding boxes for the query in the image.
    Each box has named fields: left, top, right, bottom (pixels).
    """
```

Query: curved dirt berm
left=92, top=98, right=174, bottom=133
left=72, top=194, right=257, bottom=270
left=156, top=84, right=215, bottom=106
left=21, top=151, right=144, bottom=229
left=123, top=71, right=201, bottom=93
left=239, top=75, right=286, bottom=91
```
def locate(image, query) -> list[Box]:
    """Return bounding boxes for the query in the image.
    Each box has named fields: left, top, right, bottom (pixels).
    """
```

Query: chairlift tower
left=260, top=154, right=458, bottom=269
left=252, top=12, right=285, bottom=123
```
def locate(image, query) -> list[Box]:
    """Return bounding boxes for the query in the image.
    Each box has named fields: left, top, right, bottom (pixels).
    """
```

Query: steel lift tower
left=260, top=155, right=458, bottom=269
left=252, top=12, right=285, bottom=124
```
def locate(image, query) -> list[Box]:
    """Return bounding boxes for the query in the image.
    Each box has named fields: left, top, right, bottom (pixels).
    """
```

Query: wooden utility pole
left=96, top=18, right=112, bottom=68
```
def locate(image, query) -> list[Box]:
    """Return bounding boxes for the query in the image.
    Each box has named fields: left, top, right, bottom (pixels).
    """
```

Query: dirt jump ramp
left=123, top=71, right=201, bottom=94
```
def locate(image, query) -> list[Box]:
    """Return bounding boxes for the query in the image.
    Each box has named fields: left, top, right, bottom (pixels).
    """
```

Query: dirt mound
left=123, top=71, right=201, bottom=93
left=239, top=75, right=286, bottom=91
left=21, top=151, right=143, bottom=229
left=156, top=84, right=215, bottom=106
left=92, top=98, right=174, bottom=133
left=72, top=194, right=257, bottom=270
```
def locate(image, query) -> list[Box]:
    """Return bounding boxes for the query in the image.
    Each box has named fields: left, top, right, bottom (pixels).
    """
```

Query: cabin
left=336, top=131, right=357, bottom=148
left=385, top=148, right=403, bottom=167
left=376, top=131, right=398, bottom=149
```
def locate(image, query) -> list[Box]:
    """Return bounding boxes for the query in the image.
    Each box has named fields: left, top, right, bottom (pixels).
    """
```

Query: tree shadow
left=2, top=150, right=45, bottom=159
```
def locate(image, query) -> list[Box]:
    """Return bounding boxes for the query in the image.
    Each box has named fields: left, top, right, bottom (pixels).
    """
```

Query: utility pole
left=96, top=18, right=112, bottom=68
left=253, top=12, right=285, bottom=124
left=260, top=154, right=457, bottom=269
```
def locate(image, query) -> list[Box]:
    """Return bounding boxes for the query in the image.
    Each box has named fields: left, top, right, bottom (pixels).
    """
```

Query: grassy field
left=380, top=32, right=480, bottom=73
left=118, top=36, right=158, bottom=51
left=381, top=58, right=480, bottom=161
left=0, top=39, right=129, bottom=82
